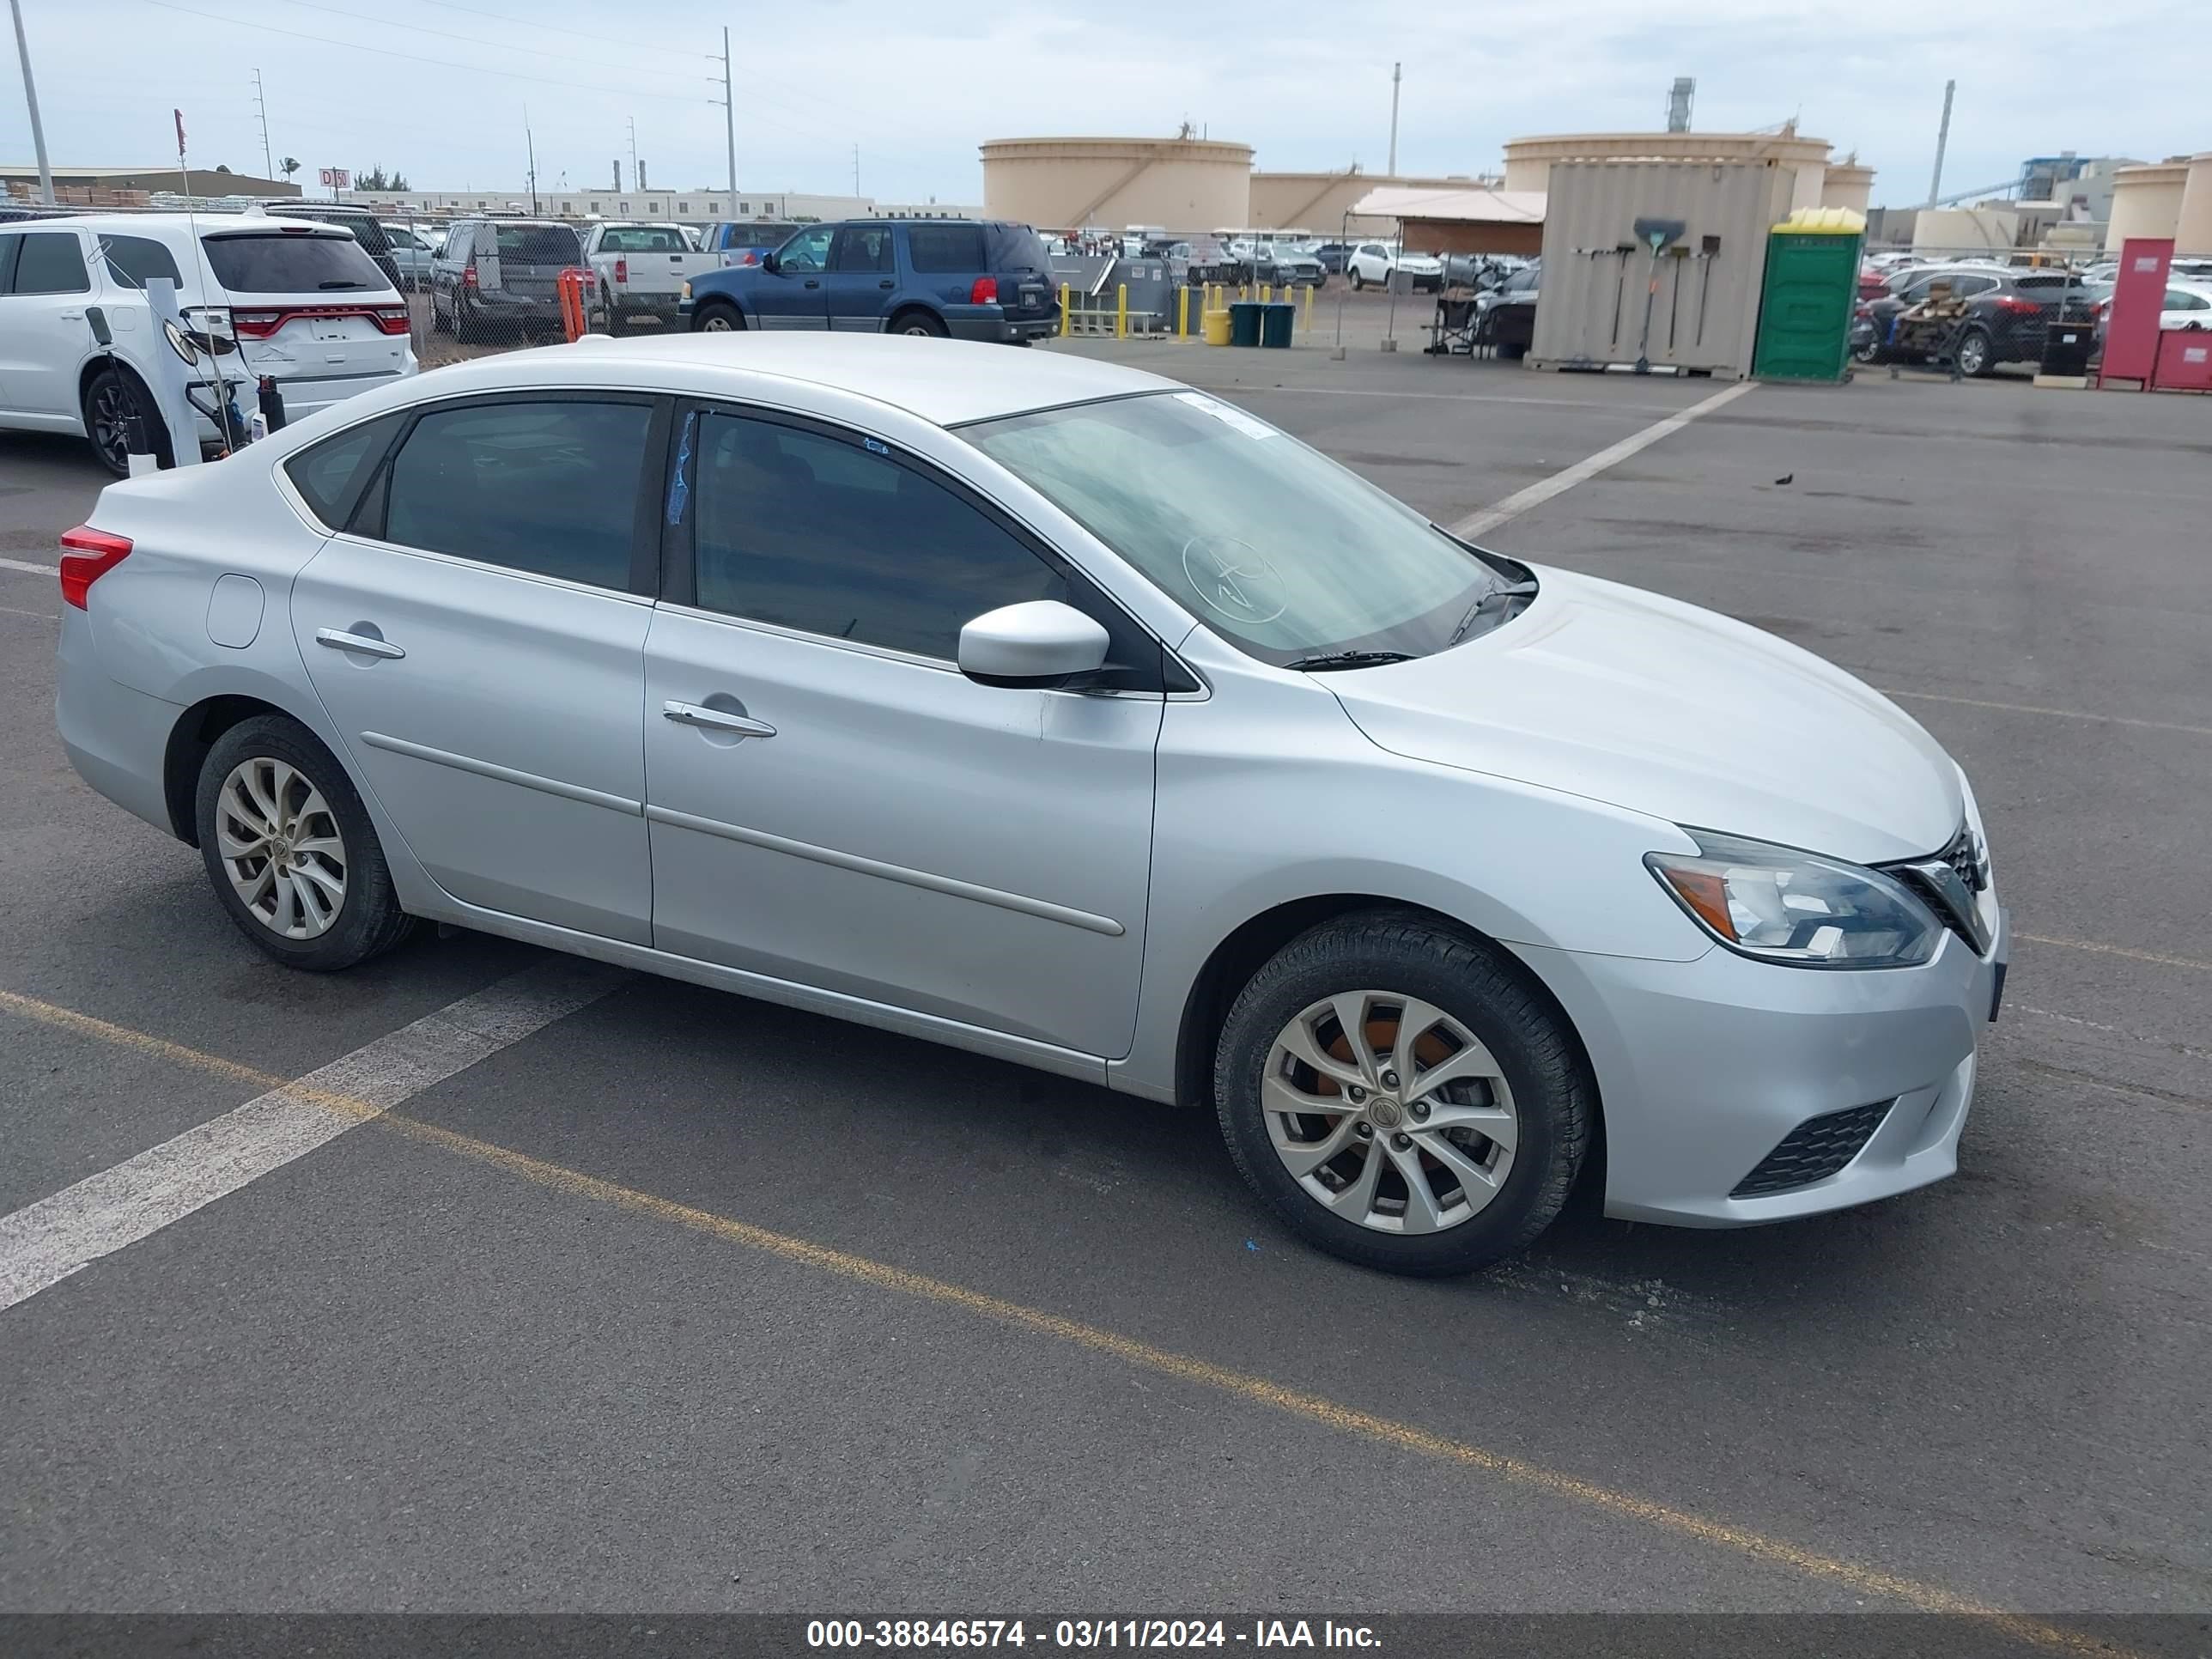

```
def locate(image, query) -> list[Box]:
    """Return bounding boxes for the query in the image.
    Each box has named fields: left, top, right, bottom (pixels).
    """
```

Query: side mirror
left=760, top=252, right=780, bottom=275
left=957, top=600, right=1109, bottom=690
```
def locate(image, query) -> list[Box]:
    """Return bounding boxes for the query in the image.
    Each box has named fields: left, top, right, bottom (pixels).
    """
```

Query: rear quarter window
left=201, top=233, right=386, bottom=294
left=95, top=234, right=183, bottom=290
left=283, top=413, right=406, bottom=529
left=907, top=224, right=986, bottom=273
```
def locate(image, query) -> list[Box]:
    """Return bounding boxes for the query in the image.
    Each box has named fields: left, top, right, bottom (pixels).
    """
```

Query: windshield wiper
left=1447, top=578, right=1540, bottom=646
left=318, top=279, right=369, bottom=289
left=1281, top=650, right=1417, bottom=672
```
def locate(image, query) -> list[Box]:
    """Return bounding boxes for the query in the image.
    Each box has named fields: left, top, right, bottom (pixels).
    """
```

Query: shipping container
left=1529, top=161, right=1798, bottom=379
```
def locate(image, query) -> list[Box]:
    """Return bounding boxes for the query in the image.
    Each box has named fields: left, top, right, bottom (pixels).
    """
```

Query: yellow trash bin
left=1201, top=307, right=1232, bottom=347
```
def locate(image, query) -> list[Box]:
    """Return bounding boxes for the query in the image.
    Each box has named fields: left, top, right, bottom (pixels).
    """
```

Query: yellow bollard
left=1115, top=283, right=1127, bottom=339
left=1261, top=283, right=1273, bottom=304
left=1304, top=283, right=1313, bottom=334
left=1059, top=283, right=1070, bottom=338
left=1177, top=286, right=1189, bottom=338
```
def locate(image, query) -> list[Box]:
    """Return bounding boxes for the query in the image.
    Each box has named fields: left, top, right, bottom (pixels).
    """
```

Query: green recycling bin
left=1227, top=301, right=1263, bottom=347
left=1261, top=301, right=1297, bottom=348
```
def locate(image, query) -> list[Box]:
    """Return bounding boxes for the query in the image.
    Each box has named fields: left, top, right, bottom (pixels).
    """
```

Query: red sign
left=2099, top=237, right=2172, bottom=387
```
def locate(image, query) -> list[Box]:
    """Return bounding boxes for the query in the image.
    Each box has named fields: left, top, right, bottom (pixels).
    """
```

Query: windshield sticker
left=1181, top=535, right=1286, bottom=625
left=1173, top=391, right=1277, bottom=441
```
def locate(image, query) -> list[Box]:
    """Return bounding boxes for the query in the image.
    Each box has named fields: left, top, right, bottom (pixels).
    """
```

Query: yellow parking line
left=0, top=987, right=2123, bottom=1650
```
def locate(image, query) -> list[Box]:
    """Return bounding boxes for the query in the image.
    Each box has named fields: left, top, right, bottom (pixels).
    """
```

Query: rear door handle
left=663, top=700, right=775, bottom=738
left=878, top=280, right=894, bottom=289
left=315, top=628, right=405, bottom=659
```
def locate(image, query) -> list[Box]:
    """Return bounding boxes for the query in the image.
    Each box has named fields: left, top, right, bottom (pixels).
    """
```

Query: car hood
left=1326, top=566, right=1962, bottom=865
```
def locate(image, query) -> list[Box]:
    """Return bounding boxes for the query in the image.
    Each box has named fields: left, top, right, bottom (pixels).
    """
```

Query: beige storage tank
left=979, top=137, right=1252, bottom=232
left=2174, top=154, right=2212, bottom=254
left=2106, top=161, right=2191, bottom=250
left=1529, top=159, right=1798, bottom=380
left=1503, top=129, right=1837, bottom=190
left=1820, top=163, right=1875, bottom=217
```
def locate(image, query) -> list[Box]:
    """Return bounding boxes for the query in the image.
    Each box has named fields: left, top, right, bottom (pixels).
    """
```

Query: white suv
left=1346, top=241, right=1443, bottom=293
left=0, top=211, right=416, bottom=476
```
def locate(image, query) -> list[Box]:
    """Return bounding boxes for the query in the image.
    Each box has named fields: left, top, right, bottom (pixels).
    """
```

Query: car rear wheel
left=194, top=715, right=414, bottom=972
left=81, top=364, right=171, bottom=479
left=693, top=301, right=743, bottom=333
left=891, top=310, right=948, bottom=337
left=1213, top=911, right=1590, bottom=1275
left=1955, top=325, right=1994, bottom=377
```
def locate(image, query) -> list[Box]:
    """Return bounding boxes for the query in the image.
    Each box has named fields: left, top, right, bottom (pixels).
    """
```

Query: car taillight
left=373, top=305, right=410, bottom=335
left=2093, top=298, right=2112, bottom=319
left=463, top=264, right=478, bottom=289
left=969, top=276, right=1000, bottom=304
left=229, top=308, right=284, bottom=338
left=614, top=258, right=628, bottom=284
left=59, top=526, right=131, bottom=610
left=1994, top=295, right=2039, bottom=315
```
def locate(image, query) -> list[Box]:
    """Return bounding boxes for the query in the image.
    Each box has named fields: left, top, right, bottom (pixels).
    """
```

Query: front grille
left=1730, top=1100, right=1894, bottom=1197
left=1883, top=820, right=1990, bottom=953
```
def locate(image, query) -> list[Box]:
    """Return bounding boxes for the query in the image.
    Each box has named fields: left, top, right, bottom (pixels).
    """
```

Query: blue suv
left=682, top=219, right=1059, bottom=343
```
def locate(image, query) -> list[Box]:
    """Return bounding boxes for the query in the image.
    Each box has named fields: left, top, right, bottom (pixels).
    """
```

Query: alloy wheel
left=216, top=757, right=348, bottom=940
left=1262, top=990, right=1518, bottom=1234
left=89, top=379, right=131, bottom=471
left=699, top=313, right=736, bottom=332
left=1957, top=331, right=1990, bottom=376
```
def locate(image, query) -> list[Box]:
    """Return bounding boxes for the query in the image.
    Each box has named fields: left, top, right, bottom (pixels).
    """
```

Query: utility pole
left=8, top=0, right=54, bottom=205
left=627, top=116, right=638, bottom=200
left=721, top=27, right=737, bottom=210
left=1387, top=62, right=1401, bottom=177
left=1926, top=79, right=1956, bottom=208
left=525, top=105, right=538, bottom=214
left=252, top=69, right=274, bottom=180
left=853, top=144, right=860, bottom=197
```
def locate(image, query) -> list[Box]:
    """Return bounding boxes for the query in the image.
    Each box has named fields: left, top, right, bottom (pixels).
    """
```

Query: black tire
left=1850, top=326, right=1886, bottom=366
left=1213, top=911, right=1591, bottom=1276
left=1350, top=269, right=1366, bottom=292
left=1955, top=325, right=1994, bottom=378
left=194, top=715, right=415, bottom=972
left=453, top=293, right=482, bottom=344
left=691, top=299, right=744, bottom=333
left=81, top=363, right=172, bottom=479
left=890, top=309, right=948, bottom=338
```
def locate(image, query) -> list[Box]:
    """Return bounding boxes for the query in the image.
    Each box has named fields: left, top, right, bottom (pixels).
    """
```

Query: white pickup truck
left=582, top=222, right=722, bottom=331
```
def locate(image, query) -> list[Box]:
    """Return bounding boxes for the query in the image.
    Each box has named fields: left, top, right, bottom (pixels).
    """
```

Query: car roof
left=412, top=332, right=1177, bottom=428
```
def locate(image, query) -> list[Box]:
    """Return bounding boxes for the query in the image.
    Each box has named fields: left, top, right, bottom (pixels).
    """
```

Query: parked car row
left=1851, top=265, right=2101, bottom=375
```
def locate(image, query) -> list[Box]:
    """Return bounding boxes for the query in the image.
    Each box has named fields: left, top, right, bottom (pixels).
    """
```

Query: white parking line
left=1449, top=380, right=1759, bottom=539
left=0, top=957, right=624, bottom=1313
left=0, top=556, right=58, bottom=578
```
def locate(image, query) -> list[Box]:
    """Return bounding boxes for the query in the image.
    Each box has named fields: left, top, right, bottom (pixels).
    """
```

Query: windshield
left=963, top=392, right=1518, bottom=665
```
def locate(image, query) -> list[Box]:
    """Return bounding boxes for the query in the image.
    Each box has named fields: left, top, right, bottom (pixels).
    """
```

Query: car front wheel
left=1349, top=269, right=1365, bottom=291
left=194, top=715, right=415, bottom=971
left=1214, top=912, right=1591, bottom=1275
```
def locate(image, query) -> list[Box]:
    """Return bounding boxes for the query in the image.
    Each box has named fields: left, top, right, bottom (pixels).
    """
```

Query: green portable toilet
left=1753, top=207, right=1865, bottom=382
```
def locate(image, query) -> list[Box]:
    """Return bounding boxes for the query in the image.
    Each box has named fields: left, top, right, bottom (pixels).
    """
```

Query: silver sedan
left=52, top=334, right=2007, bottom=1275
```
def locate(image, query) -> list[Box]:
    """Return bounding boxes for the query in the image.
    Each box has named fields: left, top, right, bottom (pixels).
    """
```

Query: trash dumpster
left=1202, top=307, right=1232, bottom=346
left=1752, top=206, right=1864, bottom=383
left=1228, top=301, right=1263, bottom=347
left=1261, top=302, right=1297, bottom=348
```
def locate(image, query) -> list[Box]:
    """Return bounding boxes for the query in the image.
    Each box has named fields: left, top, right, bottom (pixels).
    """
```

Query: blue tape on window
left=665, top=410, right=696, bottom=525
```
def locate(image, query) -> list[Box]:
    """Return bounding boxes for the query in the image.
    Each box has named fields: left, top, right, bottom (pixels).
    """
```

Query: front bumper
left=1513, top=902, right=2008, bottom=1227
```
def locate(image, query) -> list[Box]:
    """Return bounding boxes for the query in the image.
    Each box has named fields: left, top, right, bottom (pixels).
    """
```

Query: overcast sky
left=11, top=0, right=2203, bottom=207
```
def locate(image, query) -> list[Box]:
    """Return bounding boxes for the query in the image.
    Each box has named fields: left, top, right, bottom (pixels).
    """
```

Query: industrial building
left=2106, top=155, right=2212, bottom=252
left=333, top=187, right=981, bottom=224
left=2, top=163, right=300, bottom=201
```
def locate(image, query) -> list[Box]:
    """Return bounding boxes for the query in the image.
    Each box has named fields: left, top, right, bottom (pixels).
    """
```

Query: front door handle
left=315, top=627, right=405, bottom=659
left=878, top=279, right=894, bottom=289
left=803, top=278, right=820, bottom=289
left=663, top=700, right=775, bottom=738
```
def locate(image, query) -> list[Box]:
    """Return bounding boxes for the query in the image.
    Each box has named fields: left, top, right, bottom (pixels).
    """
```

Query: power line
left=271, top=0, right=714, bottom=82
left=137, top=0, right=714, bottom=102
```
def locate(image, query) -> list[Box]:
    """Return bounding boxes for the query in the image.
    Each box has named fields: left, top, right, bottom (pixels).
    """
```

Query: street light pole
left=8, top=0, right=54, bottom=205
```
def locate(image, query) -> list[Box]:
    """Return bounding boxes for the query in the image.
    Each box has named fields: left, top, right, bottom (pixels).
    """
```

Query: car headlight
left=1645, top=830, right=1942, bottom=969
left=679, top=280, right=692, bottom=301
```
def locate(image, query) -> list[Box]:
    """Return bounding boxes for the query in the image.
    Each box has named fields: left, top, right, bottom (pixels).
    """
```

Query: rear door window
left=380, top=399, right=656, bottom=590
left=830, top=226, right=895, bottom=271
left=11, top=231, right=89, bottom=295
left=201, top=233, right=384, bottom=294
left=907, top=223, right=985, bottom=273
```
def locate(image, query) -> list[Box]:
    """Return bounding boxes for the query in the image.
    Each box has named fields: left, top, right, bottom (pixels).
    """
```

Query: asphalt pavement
left=2, top=337, right=2209, bottom=1637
